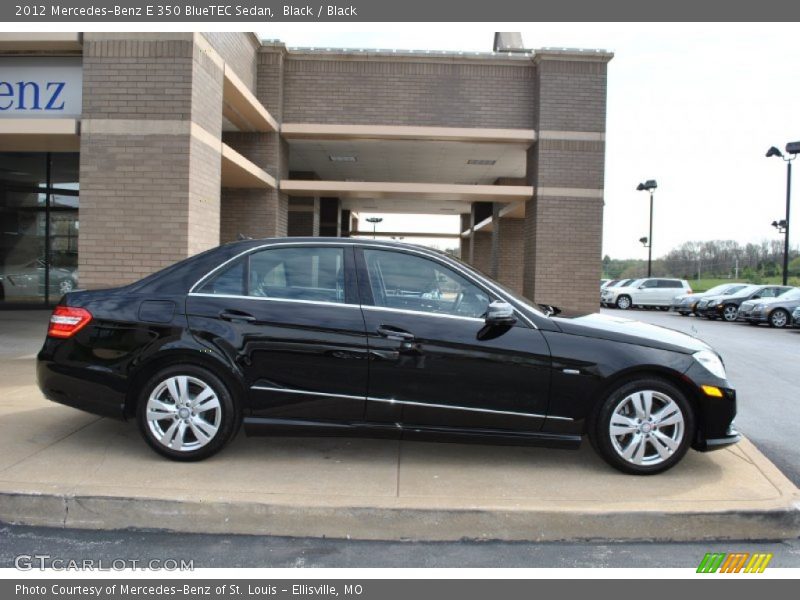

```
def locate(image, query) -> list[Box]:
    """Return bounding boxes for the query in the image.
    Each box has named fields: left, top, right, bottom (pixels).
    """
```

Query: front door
left=355, top=247, right=551, bottom=432
left=187, top=244, right=369, bottom=422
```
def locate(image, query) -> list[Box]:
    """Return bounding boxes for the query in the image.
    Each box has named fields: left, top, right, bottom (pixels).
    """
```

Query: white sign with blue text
left=0, top=57, right=82, bottom=118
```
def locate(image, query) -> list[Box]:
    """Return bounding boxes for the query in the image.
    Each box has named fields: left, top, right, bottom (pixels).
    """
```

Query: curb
left=2, top=490, right=799, bottom=542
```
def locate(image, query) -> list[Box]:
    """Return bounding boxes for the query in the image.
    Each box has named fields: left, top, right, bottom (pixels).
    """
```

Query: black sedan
left=695, top=284, right=794, bottom=322
left=37, top=239, right=739, bottom=475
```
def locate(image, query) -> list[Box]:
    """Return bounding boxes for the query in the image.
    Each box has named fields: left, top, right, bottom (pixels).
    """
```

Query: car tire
left=591, top=377, right=694, bottom=475
left=616, top=295, right=632, bottom=310
left=769, top=309, right=789, bottom=329
left=136, top=365, right=240, bottom=461
left=722, top=305, right=739, bottom=322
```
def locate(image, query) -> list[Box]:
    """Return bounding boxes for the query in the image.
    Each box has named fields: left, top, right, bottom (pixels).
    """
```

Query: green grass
left=689, top=276, right=800, bottom=293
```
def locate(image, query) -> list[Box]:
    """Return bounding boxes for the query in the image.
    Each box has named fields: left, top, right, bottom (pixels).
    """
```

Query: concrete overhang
left=280, top=180, right=534, bottom=202
left=221, top=143, right=277, bottom=189
left=0, top=118, right=80, bottom=151
left=499, top=201, right=526, bottom=219
left=0, top=33, right=82, bottom=52
left=222, top=64, right=278, bottom=133
left=281, top=123, right=536, bottom=145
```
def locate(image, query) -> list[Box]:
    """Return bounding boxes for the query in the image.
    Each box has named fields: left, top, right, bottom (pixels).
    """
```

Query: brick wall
left=78, top=133, right=193, bottom=287
left=220, top=189, right=288, bottom=242
left=283, top=56, right=534, bottom=128
left=79, top=34, right=224, bottom=289
left=522, top=194, right=603, bottom=313
left=81, top=37, right=194, bottom=120
left=522, top=55, right=609, bottom=313
left=491, top=207, right=525, bottom=295
left=202, top=32, right=258, bottom=91
left=471, top=231, right=492, bottom=275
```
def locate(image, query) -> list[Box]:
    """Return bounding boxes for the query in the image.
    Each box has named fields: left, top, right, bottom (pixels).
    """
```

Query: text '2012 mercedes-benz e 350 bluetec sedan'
left=37, top=239, right=740, bottom=474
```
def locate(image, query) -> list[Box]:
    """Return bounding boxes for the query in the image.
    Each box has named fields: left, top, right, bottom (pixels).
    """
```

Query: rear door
left=656, top=279, right=684, bottom=304
left=355, top=246, right=551, bottom=432
left=186, top=244, right=369, bottom=422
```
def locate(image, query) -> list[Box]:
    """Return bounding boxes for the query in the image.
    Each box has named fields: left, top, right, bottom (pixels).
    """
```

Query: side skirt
left=243, top=417, right=583, bottom=450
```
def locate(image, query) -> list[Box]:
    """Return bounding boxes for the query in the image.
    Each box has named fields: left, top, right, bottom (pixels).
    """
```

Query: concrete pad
left=0, top=378, right=798, bottom=541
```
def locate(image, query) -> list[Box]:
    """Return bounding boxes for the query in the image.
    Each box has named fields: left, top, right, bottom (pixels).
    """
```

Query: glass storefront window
left=0, top=153, right=79, bottom=306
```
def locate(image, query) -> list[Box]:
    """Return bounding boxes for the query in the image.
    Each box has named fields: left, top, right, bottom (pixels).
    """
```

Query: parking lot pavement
left=600, top=307, right=800, bottom=486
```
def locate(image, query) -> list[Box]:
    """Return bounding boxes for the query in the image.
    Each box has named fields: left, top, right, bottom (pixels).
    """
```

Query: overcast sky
left=260, top=23, right=799, bottom=258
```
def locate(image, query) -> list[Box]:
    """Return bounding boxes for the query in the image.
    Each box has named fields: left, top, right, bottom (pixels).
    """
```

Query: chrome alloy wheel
left=608, top=390, right=685, bottom=467
left=146, top=375, right=222, bottom=452
left=616, top=295, right=631, bottom=310
left=722, top=305, right=739, bottom=321
left=770, top=310, right=788, bottom=328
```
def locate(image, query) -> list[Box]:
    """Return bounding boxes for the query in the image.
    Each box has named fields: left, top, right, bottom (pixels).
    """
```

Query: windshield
left=722, top=284, right=748, bottom=295
left=702, top=284, right=732, bottom=296
left=440, top=251, right=548, bottom=317
left=729, top=285, right=759, bottom=297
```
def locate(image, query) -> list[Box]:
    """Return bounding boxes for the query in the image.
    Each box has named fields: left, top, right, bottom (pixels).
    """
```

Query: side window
left=198, top=259, right=245, bottom=295
left=657, top=279, right=681, bottom=289
left=640, top=279, right=657, bottom=289
left=249, top=246, right=345, bottom=303
left=197, top=247, right=345, bottom=304
left=363, top=249, right=491, bottom=318
left=761, top=288, right=777, bottom=298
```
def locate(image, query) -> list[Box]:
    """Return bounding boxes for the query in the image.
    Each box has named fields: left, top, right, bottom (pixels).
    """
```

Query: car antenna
left=236, top=233, right=253, bottom=241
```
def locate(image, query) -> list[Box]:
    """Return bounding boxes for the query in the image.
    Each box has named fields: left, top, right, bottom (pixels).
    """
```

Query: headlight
left=755, top=304, right=766, bottom=310
left=706, top=300, right=718, bottom=307
left=693, top=350, right=727, bottom=380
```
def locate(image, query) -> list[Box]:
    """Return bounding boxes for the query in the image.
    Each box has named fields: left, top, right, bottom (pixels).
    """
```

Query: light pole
left=365, top=217, right=383, bottom=239
left=766, top=143, right=799, bottom=285
left=637, top=180, right=658, bottom=277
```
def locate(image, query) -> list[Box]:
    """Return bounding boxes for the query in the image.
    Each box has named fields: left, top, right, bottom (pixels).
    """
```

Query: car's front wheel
left=615, top=295, right=632, bottom=310
left=722, top=304, right=739, bottom=322
left=136, top=365, right=240, bottom=461
left=769, top=309, right=789, bottom=329
left=591, top=378, right=694, bottom=475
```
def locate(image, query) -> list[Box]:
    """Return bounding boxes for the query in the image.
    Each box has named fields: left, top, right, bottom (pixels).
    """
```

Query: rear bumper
left=37, top=348, right=127, bottom=420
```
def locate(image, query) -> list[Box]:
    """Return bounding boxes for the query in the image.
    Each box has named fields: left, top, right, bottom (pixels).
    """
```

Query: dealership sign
left=0, top=57, right=82, bottom=118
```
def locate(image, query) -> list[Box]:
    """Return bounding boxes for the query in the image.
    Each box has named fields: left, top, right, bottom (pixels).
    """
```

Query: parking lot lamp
left=766, top=143, right=798, bottom=285
left=637, top=180, right=658, bottom=277
left=365, top=217, right=383, bottom=239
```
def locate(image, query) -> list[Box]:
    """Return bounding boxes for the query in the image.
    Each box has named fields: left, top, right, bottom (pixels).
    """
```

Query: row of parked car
left=600, top=278, right=800, bottom=328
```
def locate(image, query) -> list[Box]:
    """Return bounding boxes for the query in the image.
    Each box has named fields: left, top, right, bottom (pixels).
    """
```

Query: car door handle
left=377, top=326, right=415, bottom=342
left=219, top=310, right=256, bottom=322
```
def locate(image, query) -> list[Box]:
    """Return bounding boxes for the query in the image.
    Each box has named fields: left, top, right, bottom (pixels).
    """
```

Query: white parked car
left=601, top=278, right=692, bottom=310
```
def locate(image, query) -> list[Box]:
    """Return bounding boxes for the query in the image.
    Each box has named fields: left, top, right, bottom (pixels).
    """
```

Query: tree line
left=604, top=239, right=800, bottom=282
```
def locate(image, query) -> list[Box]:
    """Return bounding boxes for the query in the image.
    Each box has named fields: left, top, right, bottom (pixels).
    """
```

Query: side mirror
left=485, top=300, right=516, bottom=325
left=752, top=295, right=760, bottom=299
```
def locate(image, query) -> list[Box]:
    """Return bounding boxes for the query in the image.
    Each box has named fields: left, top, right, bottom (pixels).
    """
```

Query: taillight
left=48, top=306, right=92, bottom=338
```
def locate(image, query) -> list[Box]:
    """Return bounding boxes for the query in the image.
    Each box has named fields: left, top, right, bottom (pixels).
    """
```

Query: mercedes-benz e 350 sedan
left=37, top=239, right=739, bottom=474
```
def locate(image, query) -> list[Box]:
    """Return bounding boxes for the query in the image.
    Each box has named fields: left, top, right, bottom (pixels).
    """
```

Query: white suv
left=601, top=278, right=692, bottom=310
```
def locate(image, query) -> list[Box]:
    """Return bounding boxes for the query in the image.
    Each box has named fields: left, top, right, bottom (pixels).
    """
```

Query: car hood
left=551, top=312, right=711, bottom=354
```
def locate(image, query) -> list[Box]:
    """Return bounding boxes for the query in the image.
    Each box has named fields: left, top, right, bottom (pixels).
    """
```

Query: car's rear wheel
left=616, top=295, right=632, bottom=310
left=591, top=378, right=694, bottom=475
left=136, top=365, right=240, bottom=461
left=769, top=309, right=789, bottom=329
left=722, top=304, right=739, bottom=322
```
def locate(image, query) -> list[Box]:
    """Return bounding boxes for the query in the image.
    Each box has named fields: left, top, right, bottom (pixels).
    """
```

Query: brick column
left=220, top=45, right=289, bottom=242
left=459, top=213, right=471, bottom=262
left=491, top=204, right=525, bottom=294
left=523, top=51, right=611, bottom=313
left=287, top=197, right=320, bottom=236
left=78, top=33, right=223, bottom=289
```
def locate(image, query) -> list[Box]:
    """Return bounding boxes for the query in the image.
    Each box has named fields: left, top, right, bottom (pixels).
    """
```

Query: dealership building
left=0, top=32, right=611, bottom=312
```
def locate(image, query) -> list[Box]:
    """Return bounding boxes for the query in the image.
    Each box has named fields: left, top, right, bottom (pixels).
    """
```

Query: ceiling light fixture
left=467, top=159, right=497, bottom=165
left=329, top=155, right=357, bottom=162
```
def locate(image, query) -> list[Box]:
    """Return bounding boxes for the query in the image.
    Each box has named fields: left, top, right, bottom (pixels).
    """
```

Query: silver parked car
left=739, top=287, right=800, bottom=328
left=671, top=283, right=749, bottom=316
left=602, top=278, right=692, bottom=310
left=0, top=258, right=78, bottom=301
